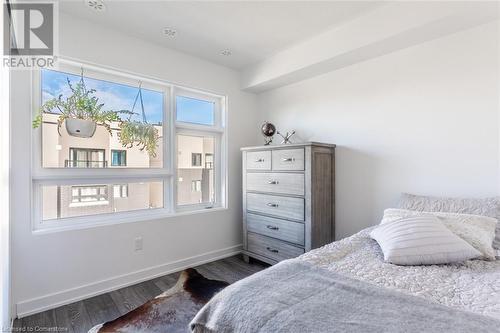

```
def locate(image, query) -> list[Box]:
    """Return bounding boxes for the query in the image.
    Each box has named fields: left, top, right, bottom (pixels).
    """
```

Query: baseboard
left=16, top=244, right=242, bottom=318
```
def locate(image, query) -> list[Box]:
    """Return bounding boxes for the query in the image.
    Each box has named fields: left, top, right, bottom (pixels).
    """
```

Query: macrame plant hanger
left=78, top=67, right=88, bottom=94
left=129, top=82, right=148, bottom=124
left=122, top=82, right=159, bottom=157
left=80, top=67, right=85, bottom=86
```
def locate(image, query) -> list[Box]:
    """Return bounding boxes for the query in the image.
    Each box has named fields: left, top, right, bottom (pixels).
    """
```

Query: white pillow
left=370, top=216, right=481, bottom=265
left=382, top=208, right=497, bottom=260
left=398, top=193, right=500, bottom=250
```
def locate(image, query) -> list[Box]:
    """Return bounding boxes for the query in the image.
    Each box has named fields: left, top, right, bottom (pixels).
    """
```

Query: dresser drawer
left=247, top=173, right=304, bottom=196
left=247, top=193, right=304, bottom=221
left=247, top=232, right=304, bottom=262
left=246, top=151, right=271, bottom=170
left=272, top=148, right=304, bottom=171
left=247, top=213, right=304, bottom=245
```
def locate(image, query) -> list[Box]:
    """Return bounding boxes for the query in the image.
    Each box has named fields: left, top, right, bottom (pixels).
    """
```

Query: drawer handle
left=268, top=180, right=279, bottom=185
left=266, top=225, right=279, bottom=230
left=255, top=158, right=265, bottom=162
left=281, top=157, right=295, bottom=162
left=266, top=247, right=279, bottom=253
left=267, top=203, right=279, bottom=208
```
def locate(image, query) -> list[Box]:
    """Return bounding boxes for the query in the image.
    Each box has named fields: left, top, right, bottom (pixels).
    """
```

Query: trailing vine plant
left=119, top=121, right=160, bottom=157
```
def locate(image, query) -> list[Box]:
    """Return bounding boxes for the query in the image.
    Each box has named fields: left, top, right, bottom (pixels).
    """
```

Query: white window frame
left=174, top=87, right=226, bottom=212
left=31, top=58, right=227, bottom=233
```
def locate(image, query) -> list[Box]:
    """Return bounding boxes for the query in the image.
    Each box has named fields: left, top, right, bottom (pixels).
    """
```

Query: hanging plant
left=32, top=70, right=131, bottom=138
left=118, top=83, right=160, bottom=157
left=119, top=121, right=160, bottom=157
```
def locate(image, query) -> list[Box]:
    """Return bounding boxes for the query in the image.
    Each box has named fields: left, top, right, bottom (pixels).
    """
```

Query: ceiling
left=59, top=1, right=382, bottom=69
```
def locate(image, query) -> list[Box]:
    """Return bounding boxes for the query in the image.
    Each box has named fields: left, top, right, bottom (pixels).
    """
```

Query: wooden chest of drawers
left=241, top=142, right=336, bottom=265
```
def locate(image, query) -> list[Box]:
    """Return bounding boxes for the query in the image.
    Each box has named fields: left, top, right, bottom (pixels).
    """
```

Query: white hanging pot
left=65, top=118, right=97, bottom=138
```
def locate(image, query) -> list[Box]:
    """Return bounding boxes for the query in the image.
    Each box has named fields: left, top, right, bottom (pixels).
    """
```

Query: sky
left=175, top=96, right=214, bottom=125
left=42, top=69, right=215, bottom=125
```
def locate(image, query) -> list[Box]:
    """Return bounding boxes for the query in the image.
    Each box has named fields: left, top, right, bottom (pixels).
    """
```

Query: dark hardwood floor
left=13, top=255, right=267, bottom=333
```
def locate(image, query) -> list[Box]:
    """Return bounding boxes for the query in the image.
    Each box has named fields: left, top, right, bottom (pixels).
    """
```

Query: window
left=68, top=148, right=106, bottom=168
left=175, top=88, right=223, bottom=210
left=113, top=184, right=128, bottom=198
left=205, top=153, right=213, bottom=169
left=111, top=150, right=127, bottom=166
left=191, top=153, right=202, bottom=167
left=71, top=185, right=108, bottom=206
left=32, top=60, right=226, bottom=231
left=191, top=180, right=202, bottom=192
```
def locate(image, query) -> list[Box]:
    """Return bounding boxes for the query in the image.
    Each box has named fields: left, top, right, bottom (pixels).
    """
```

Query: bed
left=190, top=195, right=500, bottom=333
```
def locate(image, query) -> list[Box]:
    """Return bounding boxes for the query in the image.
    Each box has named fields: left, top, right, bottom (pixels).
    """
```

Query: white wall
left=258, top=21, right=499, bottom=239
left=10, top=13, right=259, bottom=316
left=0, top=35, right=11, bottom=328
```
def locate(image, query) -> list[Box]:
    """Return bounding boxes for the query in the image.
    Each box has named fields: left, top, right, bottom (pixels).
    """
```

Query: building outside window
left=177, top=135, right=216, bottom=206
left=32, top=61, right=226, bottom=231
left=111, top=150, right=127, bottom=166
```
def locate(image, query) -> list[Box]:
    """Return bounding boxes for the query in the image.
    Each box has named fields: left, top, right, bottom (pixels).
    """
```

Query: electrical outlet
left=134, top=237, right=143, bottom=251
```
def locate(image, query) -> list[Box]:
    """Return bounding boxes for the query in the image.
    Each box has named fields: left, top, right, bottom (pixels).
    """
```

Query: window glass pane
left=177, top=134, right=215, bottom=205
left=111, top=150, right=126, bottom=166
left=113, top=185, right=120, bottom=198
left=41, top=181, right=164, bottom=221
left=205, top=153, right=213, bottom=169
left=191, top=153, right=202, bottom=167
left=122, top=185, right=128, bottom=197
left=176, top=96, right=215, bottom=126
left=40, top=69, right=164, bottom=168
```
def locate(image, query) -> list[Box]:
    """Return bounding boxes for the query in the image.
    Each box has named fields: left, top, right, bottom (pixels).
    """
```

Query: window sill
left=32, top=206, right=228, bottom=235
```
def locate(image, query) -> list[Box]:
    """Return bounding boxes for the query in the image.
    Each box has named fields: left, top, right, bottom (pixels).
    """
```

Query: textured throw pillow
left=371, top=216, right=481, bottom=265
left=399, top=193, right=500, bottom=249
left=382, top=208, right=497, bottom=260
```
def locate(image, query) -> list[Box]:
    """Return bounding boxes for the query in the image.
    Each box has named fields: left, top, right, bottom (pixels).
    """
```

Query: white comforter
left=300, top=227, right=500, bottom=320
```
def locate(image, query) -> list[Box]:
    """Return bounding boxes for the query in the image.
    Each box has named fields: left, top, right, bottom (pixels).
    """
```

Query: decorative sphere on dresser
left=261, top=121, right=276, bottom=145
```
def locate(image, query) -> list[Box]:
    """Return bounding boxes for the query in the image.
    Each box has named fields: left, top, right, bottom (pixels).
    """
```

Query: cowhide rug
left=88, top=268, right=228, bottom=333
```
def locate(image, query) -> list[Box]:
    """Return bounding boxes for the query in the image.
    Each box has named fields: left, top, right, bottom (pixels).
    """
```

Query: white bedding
left=300, top=227, right=500, bottom=320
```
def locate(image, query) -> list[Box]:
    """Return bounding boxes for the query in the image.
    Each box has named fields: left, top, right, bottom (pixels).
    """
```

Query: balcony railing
left=65, top=160, right=108, bottom=168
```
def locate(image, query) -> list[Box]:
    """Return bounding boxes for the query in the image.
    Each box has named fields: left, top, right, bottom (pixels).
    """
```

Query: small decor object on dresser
left=241, top=142, right=336, bottom=265
left=277, top=130, right=296, bottom=144
left=261, top=121, right=276, bottom=145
